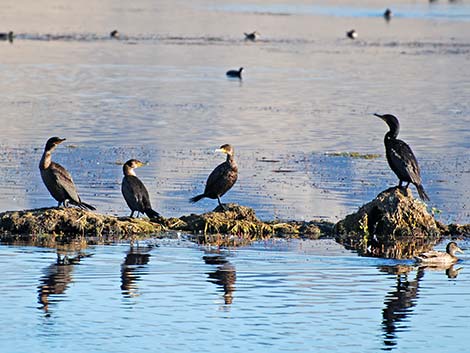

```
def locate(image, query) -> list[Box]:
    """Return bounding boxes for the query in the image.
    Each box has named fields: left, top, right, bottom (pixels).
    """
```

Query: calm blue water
left=0, top=239, right=469, bottom=353
left=0, top=0, right=469, bottom=351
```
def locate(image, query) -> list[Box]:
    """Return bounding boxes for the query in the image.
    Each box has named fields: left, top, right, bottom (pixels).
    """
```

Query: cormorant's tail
left=189, top=194, right=205, bottom=203
left=69, top=199, right=96, bottom=211
left=416, top=184, right=430, bottom=202
left=78, top=201, right=96, bottom=211
left=145, top=208, right=160, bottom=219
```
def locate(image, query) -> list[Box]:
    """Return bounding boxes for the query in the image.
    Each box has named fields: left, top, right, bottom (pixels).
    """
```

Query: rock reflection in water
left=37, top=251, right=91, bottom=314
left=121, top=245, right=152, bottom=298
left=203, top=252, right=236, bottom=305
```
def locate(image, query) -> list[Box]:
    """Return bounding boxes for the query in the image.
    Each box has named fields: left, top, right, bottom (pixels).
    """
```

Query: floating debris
left=325, top=151, right=381, bottom=159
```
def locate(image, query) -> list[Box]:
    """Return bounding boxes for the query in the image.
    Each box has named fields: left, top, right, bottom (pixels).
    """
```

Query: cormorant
left=110, top=30, right=120, bottom=39
left=384, top=8, right=392, bottom=21
left=374, top=114, right=429, bottom=201
left=226, top=67, right=243, bottom=79
left=190, top=144, right=238, bottom=209
left=0, top=31, right=14, bottom=42
left=39, top=137, right=96, bottom=210
left=244, top=31, right=259, bottom=41
left=121, top=159, right=160, bottom=218
left=346, top=29, right=358, bottom=39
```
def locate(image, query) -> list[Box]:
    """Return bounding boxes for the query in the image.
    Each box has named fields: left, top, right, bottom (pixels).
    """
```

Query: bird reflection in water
left=37, top=250, right=92, bottom=314
left=121, top=245, right=152, bottom=298
left=379, top=265, right=423, bottom=351
left=379, top=263, right=463, bottom=350
left=203, top=253, right=236, bottom=305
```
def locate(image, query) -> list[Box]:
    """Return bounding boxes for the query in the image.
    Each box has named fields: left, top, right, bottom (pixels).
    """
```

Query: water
left=0, top=0, right=469, bottom=351
left=0, top=239, right=469, bottom=353
left=0, top=0, right=468, bottom=223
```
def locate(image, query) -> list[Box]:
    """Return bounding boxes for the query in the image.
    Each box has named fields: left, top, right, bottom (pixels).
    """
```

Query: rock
left=0, top=207, right=165, bottom=245
left=334, top=187, right=441, bottom=259
left=179, top=203, right=274, bottom=245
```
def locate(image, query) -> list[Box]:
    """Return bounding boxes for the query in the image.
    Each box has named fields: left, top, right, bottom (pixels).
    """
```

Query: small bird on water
left=189, top=144, right=238, bottom=210
left=415, top=242, right=464, bottom=265
left=244, top=31, right=259, bottom=41
left=346, top=29, right=358, bottom=39
left=226, top=67, right=243, bottom=79
left=110, top=30, right=120, bottom=39
left=384, top=8, right=392, bottom=21
left=0, top=31, right=14, bottom=42
left=39, top=137, right=95, bottom=210
left=121, top=159, right=160, bottom=218
left=374, top=113, right=430, bottom=201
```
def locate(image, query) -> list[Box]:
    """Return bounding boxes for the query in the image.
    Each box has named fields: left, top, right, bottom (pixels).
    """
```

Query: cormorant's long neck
left=39, top=149, right=52, bottom=170
left=385, top=126, right=399, bottom=141
left=226, top=154, right=238, bottom=170
left=123, top=165, right=136, bottom=176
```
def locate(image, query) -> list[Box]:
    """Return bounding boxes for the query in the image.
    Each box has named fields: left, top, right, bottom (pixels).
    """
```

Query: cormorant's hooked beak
left=215, top=148, right=226, bottom=154
left=373, top=113, right=385, bottom=120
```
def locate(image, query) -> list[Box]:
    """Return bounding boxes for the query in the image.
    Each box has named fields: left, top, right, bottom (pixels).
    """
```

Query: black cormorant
left=121, top=159, right=160, bottom=218
left=226, top=67, right=243, bottom=79
left=244, top=31, right=259, bottom=41
left=190, top=144, right=238, bottom=209
left=110, top=30, right=120, bottom=39
left=346, top=29, right=358, bottom=39
left=39, top=137, right=96, bottom=210
left=374, top=114, right=429, bottom=201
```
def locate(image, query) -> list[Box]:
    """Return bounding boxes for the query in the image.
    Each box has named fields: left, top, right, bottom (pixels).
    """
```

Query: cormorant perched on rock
left=110, top=30, right=120, bottom=39
left=190, top=144, right=238, bottom=209
left=346, top=29, right=358, bottom=39
left=244, top=31, right=259, bottom=41
left=374, top=113, right=429, bottom=201
left=226, top=67, right=243, bottom=79
left=121, top=159, right=160, bottom=218
left=39, top=137, right=96, bottom=210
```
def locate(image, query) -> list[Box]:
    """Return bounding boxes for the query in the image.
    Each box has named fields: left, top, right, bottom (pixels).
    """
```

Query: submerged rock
left=334, top=187, right=441, bottom=259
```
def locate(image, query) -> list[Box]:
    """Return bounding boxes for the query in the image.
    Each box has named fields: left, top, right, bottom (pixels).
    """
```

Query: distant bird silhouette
left=244, top=31, right=259, bottom=41
left=110, top=30, right=120, bottom=39
left=374, top=114, right=429, bottom=201
left=121, top=159, right=160, bottom=218
left=0, top=31, right=14, bottom=43
left=226, top=67, right=243, bottom=79
left=384, top=8, right=393, bottom=21
left=346, top=29, right=358, bottom=39
left=39, top=137, right=96, bottom=210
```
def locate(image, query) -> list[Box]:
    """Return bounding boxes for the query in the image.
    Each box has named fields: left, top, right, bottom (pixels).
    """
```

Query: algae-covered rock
left=0, top=207, right=165, bottom=244
left=178, top=203, right=274, bottom=245
left=334, top=187, right=441, bottom=259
